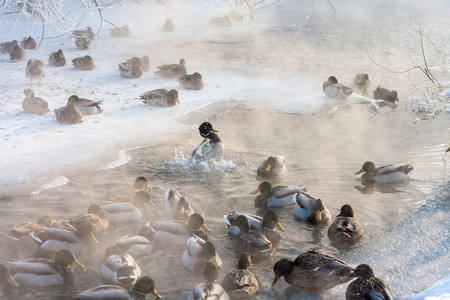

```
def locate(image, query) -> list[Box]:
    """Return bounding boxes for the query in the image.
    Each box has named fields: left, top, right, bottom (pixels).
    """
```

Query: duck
left=323, top=76, right=353, bottom=98
left=110, top=25, right=130, bottom=37
left=182, top=236, right=222, bottom=276
left=272, top=250, right=353, bottom=290
left=346, top=264, right=394, bottom=300
left=353, top=73, right=370, bottom=87
left=327, top=205, right=363, bottom=246
left=118, top=57, right=143, bottom=78
left=221, top=252, right=258, bottom=298
left=9, top=45, right=26, bottom=61
left=179, top=72, right=205, bottom=90
left=0, top=40, right=18, bottom=54
left=66, top=95, right=103, bottom=115
left=0, top=264, right=19, bottom=297
left=164, top=188, right=194, bottom=220
left=224, top=211, right=285, bottom=245
left=103, top=176, right=152, bottom=203
left=101, top=246, right=141, bottom=290
left=48, top=49, right=66, bottom=67
left=73, top=276, right=161, bottom=300
left=294, top=192, right=331, bottom=224
left=63, top=204, right=109, bottom=236
left=31, top=220, right=99, bottom=257
left=191, top=122, right=224, bottom=162
left=101, top=191, right=155, bottom=224
left=150, top=213, right=211, bottom=245
left=8, top=249, right=84, bottom=286
left=163, top=19, right=175, bottom=32
left=22, top=89, right=50, bottom=114
left=209, top=15, right=232, bottom=27
left=75, top=37, right=91, bottom=50
left=25, top=58, right=45, bottom=85
left=126, top=55, right=150, bottom=72
left=188, top=262, right=230, bottom=300
left=257, top=155, right=286, bottom=177
left=72, top=55, right=95, bottom=70
left=229, top=10, right=243, bottom=23
left=229, top=215, right=275, bottom=259
left=111, top=225, right=156, bottom=259
left=154, top=58, right=187, bottom=78
left=140, top=89, right=179, bottom=107
left=54, top=103, right=83, bottom=124
left=72, top=27, right=95, bottom=40
left=8, top=215, right=57, bottom=240
left=373, top=86, right=398, bottom=103
left=20, top=36, right=36, bottom=50
left=355, top=161, right=415, bottom=183
left=251, top=181, right=306, bottom=208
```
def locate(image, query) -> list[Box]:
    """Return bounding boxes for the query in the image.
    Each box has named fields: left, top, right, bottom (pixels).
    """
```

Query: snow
left=405, top=276, right=450, bottom=300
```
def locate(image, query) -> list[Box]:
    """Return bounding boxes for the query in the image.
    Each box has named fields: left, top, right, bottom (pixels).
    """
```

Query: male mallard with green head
left=48, top=49, right=66, bottom=66
left=67, top=95, right=103, bottom=115
left=154, top=58, right=187, bottom=78
left=111, top=225, right=156, bottom=259
left=191, top=122, right=224, bottom=162
left=323, top=76, right=353, bottom=98
left=221, top=252, right=258, bottom=298
left=189, top=262, right=229, bottom=300
left=101, top=191, right=155, bottom=224
left=140, top=89, right=179, bottom=107
left=182, top=236, right=222, bottom=276
left=294, top=192, right=331, bottom=224
left=346, top=264, right=394, bottom=300
left=0, top=264, right=19, bottom=297
left=164, top=189, right=194, bottom=220
left=101, top=246, right=141, bottom=290
left=328, top=204, right=363, bottom=246
left=272, top=250, right=353, bottom=290
left=355, top=161, right=415, bottom=183
left=251, top=181, right=306, bottom=208
left=22, top=89, right=49, bottom=114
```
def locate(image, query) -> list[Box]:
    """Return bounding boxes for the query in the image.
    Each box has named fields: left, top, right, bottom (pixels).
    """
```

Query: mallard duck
left=54, top=103, right=83, bottom=124
left=150, top=213, right=211, bottom=245
left=251, top=181, right=306, bottom=208
left=257, top=155, right=286, bottom=177
left=272, top=250, right=353, bottom=290
left=373, top=86, right=398, bottom=103
left=63, top=204, right=109, bottom=236
left=164, top=189, right=194, bottom=220
left=346, top=264, right=393, bottom=300
left=72, top=55, right=95, bottom=70
left=8, top=249, right=84, bottom=286
left=223, top=211, right=285, bottom=244
left=119, top=57, right=143, bottom=78
left=163, top=19, right=175, bottom=32
left=20, top=36, right=36, bottom=50
left=188, top=261, right=230, bottom=300
left=0, top=264, right=19, bottom=297
left=101, top=191, right=155, bottom=223
left=182, top=236, right=222, bottom=276
left=67, top=95, right=103, bottom=115
left=328, top=205, right=363, bottom=246
left=154, top=58, right=187, bottom=78
left=25, top=58, right=45, bottom=85
left=9, top=45, right=26, bottom=61
left=323, top=76, right=353, bottom=98
left=73, top=276, right=161, bottom=300
left=112, top=225, right=156, bottom=259
left=294, top=192, right=331, bottom=224
left=22, top=89, right=50, bottom=114
left=0, top=40, right=18, bottom=54
left=31, top=220, right=98, bottom=257
left=126, top=55, right=150, bottom=72
left=140, top=89, right=179, bottom=107
left=353, top=73, right=370, bottom=87
left=209, top=15, right=232, bottom=27
left=48, top=49, right=66, bottom=67
left=221, top=252, right=258, bottom=298
left=72, top=27, right=95, bottom=40
left=179, top=72, right=205, bottom=90
left=75, top=37, right=91, bottom=50
left=101, top=246, right=141, bottom=290
left=8, top=215, right=57, bottom=240
left=229, top=215, right=275, bottom=259
left=110, top=25, right=130, bottom=37
left=355, top=161, right=415, bottom=183
left=191, top=122, right=224, bottom=162
left=103, top=176, right=152, bottom=203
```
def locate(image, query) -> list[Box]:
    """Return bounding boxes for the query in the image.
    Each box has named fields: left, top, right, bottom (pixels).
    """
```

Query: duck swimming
left=251, top=181, right=306, bottom=208
left=221, top=252, right=258, bottom=298
left=101, top=246, right=141, bottom=290
left=328, top=204, right=363, bottom=246
left=355, top=161, right=415, bottom=183
left=103, top=176, right=152, bottom=203
left=63, top=204, right=109, bottom=236
left=22, top=89, right=50, bottom=114
left=0, top=264, right=19, bottom=297
left=191, top=122, right=224, bottom=162
left=346, top=264, right=394, bottom=300
left=188, top=262, right=229, bottom=300
left=257, top=155, right=286, bottom=177
left=294, top=192, right=331, bottom=224
left=111, top=225, right=156, bottom=259
left=323, top=76, right=353, bottom=98
left=164, top=189, right=194, bottom=220
left=182, top=236, right=222, bottom=276
left=101, top=191, right=155, bottom=224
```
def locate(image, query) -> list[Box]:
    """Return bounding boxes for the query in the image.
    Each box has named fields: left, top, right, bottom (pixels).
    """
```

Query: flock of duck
left=0, top=119, right=418, bottom=299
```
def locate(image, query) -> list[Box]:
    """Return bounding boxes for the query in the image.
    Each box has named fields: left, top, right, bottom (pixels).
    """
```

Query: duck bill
left=355, top=168, right=364, bottom=175
left=177, top=206, right=185, bottom=215
left=210, top=255, right=220, bottom=268
left=176, top=98, right=180, bottom=104
left=90, top=232, right=99, bottom=244
left=152, top=289, right=162, bottom=298
left=201, top=223, right=212, bottom=233
left=250, top=188, right=260, bottom=194
left=275, top=222, right=285, bottom=232
left=446, top=146, right=450, bottom=153
left=316, top=210, right=322, bottom=222
left=265, top=164, right=272, bottom=172
left=271, top=276, right=280, bottom=287
left=7, top=276, right=20, bottom=287
left=73, top=259, right=85, bottom=269
left=148, top=200, right=156, bottom=207
left=212, top=128, right=219, bottom=133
